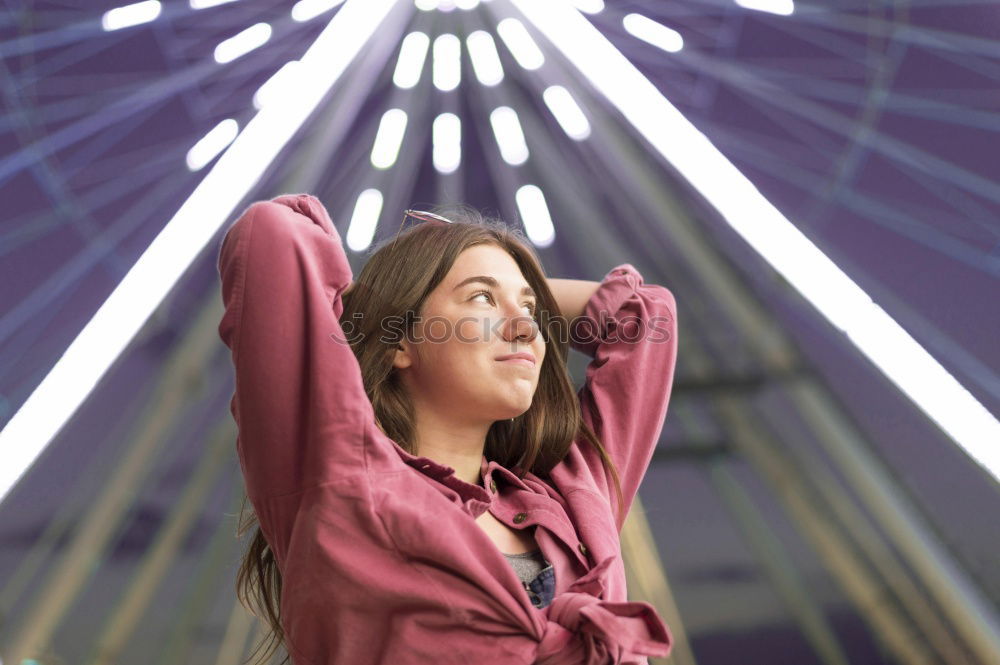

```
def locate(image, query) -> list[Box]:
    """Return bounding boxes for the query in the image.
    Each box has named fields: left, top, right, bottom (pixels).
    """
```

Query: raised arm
left=546, top=277, right=601, bottom=322
left=217, top=194, right=376, bottom=553
left=550, top=264, right=678, bottom=530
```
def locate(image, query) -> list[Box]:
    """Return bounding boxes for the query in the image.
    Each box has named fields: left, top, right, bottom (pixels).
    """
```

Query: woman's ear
left=393, top=341, right=413, bottom=370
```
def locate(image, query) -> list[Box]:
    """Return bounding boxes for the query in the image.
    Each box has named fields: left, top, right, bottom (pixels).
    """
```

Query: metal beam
left=86, top=418, right=235, bottom=665
left=622, top=497, right=698, bottom=665
left=3, top=293, right=231, bottom=662
left=708, top=458, right=853, bottom=665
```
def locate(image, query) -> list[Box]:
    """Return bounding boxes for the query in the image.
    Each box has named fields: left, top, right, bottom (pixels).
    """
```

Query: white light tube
left=433, top=112, right=461, bottom=173
left=371, top=109, right=408, bottom=169
left=0, top=0, right=402, bottom=506
left=102, top=1, right=161, bottom=31
left=542, top=85, right=590, bottom=140
left=735, top=0, right=795, bottom=16
left=214, top=23, right=272, bottom=64
left=467, top=30, right=504, bottom=86
left=292, top=0, right=347, bottom=22
left=569, top=0, right=604, bottom=14
left=346, top=188, right=384, bottom=252
left=191, top=0, right=239, bottom=9
left=511, top=0, right=1000, bottom=482
left=433, top=33, right=461, bottom=91
left=186, top=119, right=239, bottom=171
left=496, top=18, right=544, bottom=70
left=622, top=13, right=683, bottom=53
left=393, top=32, right=430, bottom=89
left=253, top=61, right=304, bottom=110
left=515, top=184, right=555, bottom=247
left=489, top=106, right=529, bottom=165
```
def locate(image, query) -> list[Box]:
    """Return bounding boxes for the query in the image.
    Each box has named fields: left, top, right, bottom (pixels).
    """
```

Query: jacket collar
left=388, top=439, right=531, bottom=500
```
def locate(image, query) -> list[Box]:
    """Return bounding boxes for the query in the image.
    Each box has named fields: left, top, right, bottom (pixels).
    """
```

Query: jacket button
left=578, top=542, right=588, bottom=556
left=490, top=479, right=497, bottom=493
left=513, top=512, right=527, bottom=524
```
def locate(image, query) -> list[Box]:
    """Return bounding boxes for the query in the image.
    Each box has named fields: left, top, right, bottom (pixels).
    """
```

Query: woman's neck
left=412, top=417, right=490, bottom=486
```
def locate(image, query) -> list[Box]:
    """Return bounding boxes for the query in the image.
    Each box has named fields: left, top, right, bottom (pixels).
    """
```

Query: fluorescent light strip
left=489, top=106, right=528, bottom=166
left=735, top=0, right=795, bottom=16
left=186, top=119, right=239, bottom=171
left=0, top=0, right=401, bottom=507
left=511, top=0, right=1000, bottom=482
left=467, top=30, right=504, bottom=86
left=569, top=0, right=604, bottom=14
left=433, top=112, right=461, bottom=173
left=393, top=32, right=430, bottom=89
left=515, top=184, right=555, bottom=248
left=371, top=108, right=408, bottom=169
left=496, top=18, right=544, bottom=71
left=253, top=61, right=304, bottom=110
left=190, top=0, right=239, bottom=9
left=542, top=85, right=590, bottom=140
left=622, top=13, right=683, bottom=53
left=433, top=34, right=461, bottom=91
left=346, top=188, right=384, bottom=252
left=421, top=0, right=494, bottom=8
left=214, top=23, right=272, bottom=64
left=102, top=1, right=161, bottom=31
left=292, top=0, right=347, bottom=22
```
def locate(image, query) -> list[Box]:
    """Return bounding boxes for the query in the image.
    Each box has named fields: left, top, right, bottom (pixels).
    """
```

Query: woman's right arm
left=217, top=194, right=375, bottom=505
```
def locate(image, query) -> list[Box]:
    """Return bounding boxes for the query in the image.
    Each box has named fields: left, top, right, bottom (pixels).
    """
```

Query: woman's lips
left=497, top=357, right=535, bottom=367
left=495, top=352, right=536, bottom=366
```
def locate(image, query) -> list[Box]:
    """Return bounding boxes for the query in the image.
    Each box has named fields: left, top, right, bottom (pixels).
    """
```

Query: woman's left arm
left=546, top=277, right=601, bottom=321
left=547, top=265, right=679, bottom=531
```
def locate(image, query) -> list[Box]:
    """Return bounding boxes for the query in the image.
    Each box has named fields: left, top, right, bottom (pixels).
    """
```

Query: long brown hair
left=235, top=204, right=624, bottom=664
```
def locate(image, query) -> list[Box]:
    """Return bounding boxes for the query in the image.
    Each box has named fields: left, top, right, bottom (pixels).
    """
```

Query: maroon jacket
left=217, top=193, right=679, bottom=664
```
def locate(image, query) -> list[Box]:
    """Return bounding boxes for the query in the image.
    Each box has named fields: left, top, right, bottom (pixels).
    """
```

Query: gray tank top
left=503, top=548, right=548, bottom=585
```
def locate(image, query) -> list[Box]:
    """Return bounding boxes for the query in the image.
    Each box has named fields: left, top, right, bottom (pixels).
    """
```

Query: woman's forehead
left=446, top=245, right=530, bottom=290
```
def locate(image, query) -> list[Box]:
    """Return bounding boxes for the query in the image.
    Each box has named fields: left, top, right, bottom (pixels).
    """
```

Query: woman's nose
left=500, top=309, right=538, bottom=343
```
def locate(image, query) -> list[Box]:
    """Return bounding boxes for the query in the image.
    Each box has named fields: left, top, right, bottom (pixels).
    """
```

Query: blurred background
left=1, top=0, right=998, bottom=663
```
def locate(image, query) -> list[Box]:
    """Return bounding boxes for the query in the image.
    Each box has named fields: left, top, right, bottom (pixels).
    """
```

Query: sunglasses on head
left=391, top=209, right=455, bottom=251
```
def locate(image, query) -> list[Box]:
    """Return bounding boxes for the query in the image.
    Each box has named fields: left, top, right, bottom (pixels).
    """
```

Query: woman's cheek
left=456, top=316, right=489, bottom=345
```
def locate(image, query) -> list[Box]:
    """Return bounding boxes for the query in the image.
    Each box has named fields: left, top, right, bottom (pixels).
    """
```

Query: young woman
left=216, top=193, right=679, bottom=665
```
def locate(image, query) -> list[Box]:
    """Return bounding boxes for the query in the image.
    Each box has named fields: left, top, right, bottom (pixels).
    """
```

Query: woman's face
left=394, top=244, right=546, bottom=424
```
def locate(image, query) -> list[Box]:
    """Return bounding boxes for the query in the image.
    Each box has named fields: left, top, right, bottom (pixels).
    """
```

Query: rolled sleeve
left=556, top=264, right=678, bottom=529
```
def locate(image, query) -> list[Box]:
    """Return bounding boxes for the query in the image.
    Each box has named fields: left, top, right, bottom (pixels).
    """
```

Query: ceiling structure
left=1, top=0, right=998, bottom=663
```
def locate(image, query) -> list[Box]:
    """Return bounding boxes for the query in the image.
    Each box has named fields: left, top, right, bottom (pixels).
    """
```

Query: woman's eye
left=472, top=291, right=536, bottom=315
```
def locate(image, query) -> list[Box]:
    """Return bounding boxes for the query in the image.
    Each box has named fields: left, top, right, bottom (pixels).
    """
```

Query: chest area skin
left=475, top=507, right=539, bottom=555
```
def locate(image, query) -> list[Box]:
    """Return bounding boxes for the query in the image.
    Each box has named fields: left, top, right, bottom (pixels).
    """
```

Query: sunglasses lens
left=405, top=210, right=452, bottom=224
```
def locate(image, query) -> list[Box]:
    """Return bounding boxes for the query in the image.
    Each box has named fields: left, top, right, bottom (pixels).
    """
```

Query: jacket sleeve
left=217, top=193, right=375, bottom=510
left=554, top=264, right=678, bottom=531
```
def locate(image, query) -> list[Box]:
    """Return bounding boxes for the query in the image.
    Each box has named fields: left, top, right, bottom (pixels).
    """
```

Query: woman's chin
left=479, top=388, right=535, bottom=421
left=495, top=402, right=532, bottom=421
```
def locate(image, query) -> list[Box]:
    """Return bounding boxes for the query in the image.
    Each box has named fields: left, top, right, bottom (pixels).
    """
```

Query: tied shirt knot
left=535, top=555, right=673, bottom=665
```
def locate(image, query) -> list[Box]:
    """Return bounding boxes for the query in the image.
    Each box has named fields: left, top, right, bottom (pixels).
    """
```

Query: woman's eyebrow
left=453, top=275, right=536, bottom=298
